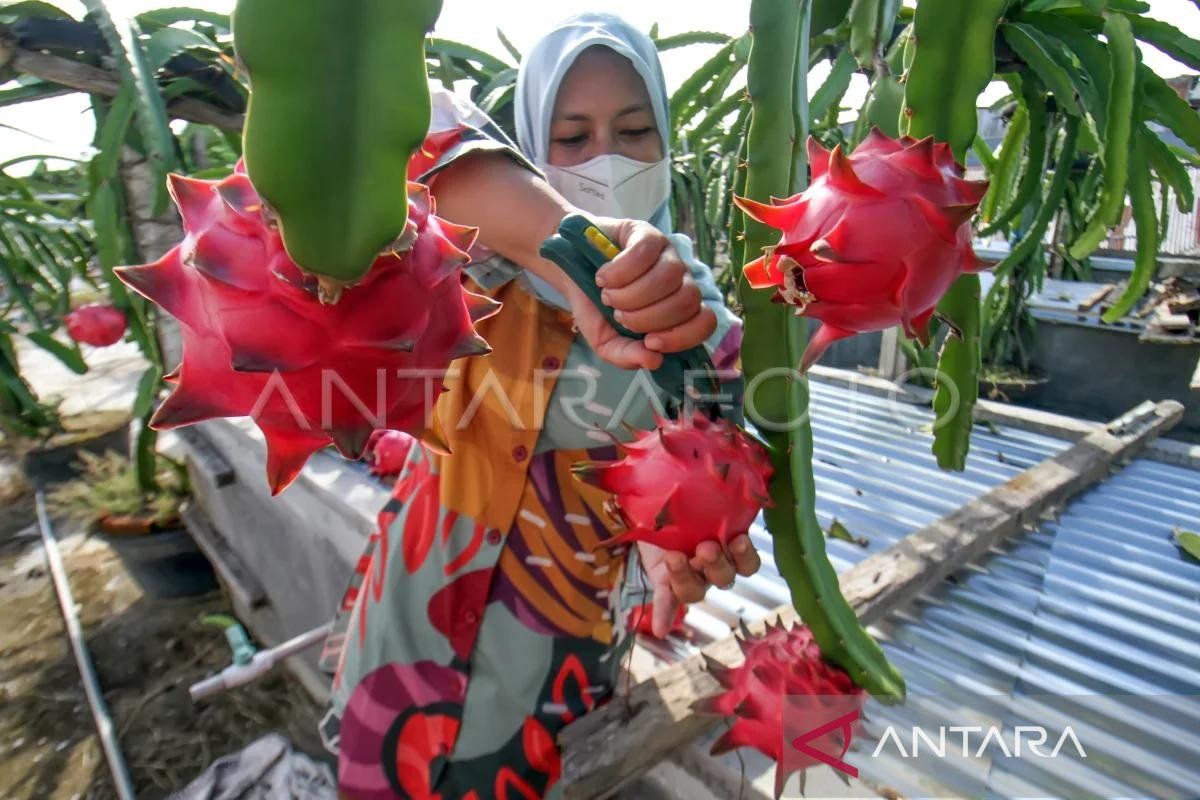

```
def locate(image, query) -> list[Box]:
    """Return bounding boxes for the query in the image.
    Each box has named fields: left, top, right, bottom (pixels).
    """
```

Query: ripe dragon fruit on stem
left=735, top=129, right=989, bottom=372
left=116, top=164, right=500, bottom=495
left=65, top=303, right=127, bottom=347
left=694, top=619, right=865, bottom=799
left=572, top=412, right=772, bottom=558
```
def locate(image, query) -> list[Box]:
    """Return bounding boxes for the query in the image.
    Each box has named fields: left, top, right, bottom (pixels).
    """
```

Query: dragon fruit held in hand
left=116, top=164, right=500, bottom=494
left=735, top=129, right=989, bottom=372
left=65, top=303, right=127, bottom=347
left=695, top=620, right=865, bottom=798
left=573, top=412, right=772, bottom=557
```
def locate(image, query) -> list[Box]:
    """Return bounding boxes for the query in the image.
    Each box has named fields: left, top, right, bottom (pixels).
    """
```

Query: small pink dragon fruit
left=65, top=303, right=126, bottom=347
left=735, top=129, right=989, bottom=371
left=573, top=412, right=772, bottom=557
left=695, top=620, right=866, bottom=798
left=116, top=164, right=500, bottom=494
left=364, top=429, right=413, bottom=477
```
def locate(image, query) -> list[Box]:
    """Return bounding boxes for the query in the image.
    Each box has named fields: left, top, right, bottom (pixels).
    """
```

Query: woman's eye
left=621, top=127, right=654, bottom=138
left=553, top=133, right=588, bottom=147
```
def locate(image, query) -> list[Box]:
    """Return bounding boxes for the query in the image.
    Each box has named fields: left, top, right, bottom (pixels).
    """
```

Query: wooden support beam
left=0, top=41, right=245, bottom=131
left=559, top=399, right=1183, bottom=799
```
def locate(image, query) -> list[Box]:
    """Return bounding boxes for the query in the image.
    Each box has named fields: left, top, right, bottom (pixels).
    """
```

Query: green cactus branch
left=233, top=0, right=443, bottom=293
left=903, top=0, right=1007, bottom=471
left=738, top=0, right=904, bottom=701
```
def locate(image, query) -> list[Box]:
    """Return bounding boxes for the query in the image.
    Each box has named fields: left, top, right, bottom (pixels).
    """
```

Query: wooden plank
left=808, top=364, right=1100, bottom=441
left=559, top=399, right=1183, bottom=799
left=2, top=44, right=245, bottom=131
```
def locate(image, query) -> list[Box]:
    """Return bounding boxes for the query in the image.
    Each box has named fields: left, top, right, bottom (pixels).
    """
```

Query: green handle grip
left=539, top=215, right=722, bottom=415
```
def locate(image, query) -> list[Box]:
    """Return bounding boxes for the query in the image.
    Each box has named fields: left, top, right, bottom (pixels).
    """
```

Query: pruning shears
left=539, top=214, right=726, bottom=418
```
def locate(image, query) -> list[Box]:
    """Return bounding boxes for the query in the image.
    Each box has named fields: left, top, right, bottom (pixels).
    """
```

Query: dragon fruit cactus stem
left=737, top=0, right=904, bottom=703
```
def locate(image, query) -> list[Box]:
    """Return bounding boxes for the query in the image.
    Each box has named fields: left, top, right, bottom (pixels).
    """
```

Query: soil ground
left=0, top=449, right=327, bottom=800
left=1, top=336, right=327, bottom=799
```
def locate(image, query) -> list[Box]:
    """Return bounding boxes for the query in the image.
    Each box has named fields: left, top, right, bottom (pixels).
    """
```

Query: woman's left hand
left=635, top=536, right=762, bottom=638
left=593, top=218, right=717, bottom=354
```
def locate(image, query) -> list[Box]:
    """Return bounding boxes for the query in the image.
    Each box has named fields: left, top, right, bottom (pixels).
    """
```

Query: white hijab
left=515, top=12, right=674, bottom=234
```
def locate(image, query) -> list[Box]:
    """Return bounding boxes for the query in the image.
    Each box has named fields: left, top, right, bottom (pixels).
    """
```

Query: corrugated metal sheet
left=863, top=456, right=1200, bottom=799
left=641, top=378, right=1200, bottom=798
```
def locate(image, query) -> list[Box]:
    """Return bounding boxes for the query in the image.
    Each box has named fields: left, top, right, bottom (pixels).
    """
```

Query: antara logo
left=870, top=725, right=1088, bottom=759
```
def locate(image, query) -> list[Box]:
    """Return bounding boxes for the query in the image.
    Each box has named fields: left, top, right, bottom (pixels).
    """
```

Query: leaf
left=82, top=0, right=179, bottom=214
left=1142, top=64, right=1200, bottom=156
left=1101, top=137, right=1157, bottom=322
left=653, top=31, right=732, bottom=51
left=0, top=0, right=73, bottom=20
left=90, top=84, right=135, bottom=185
left=1175, top=528, right=1200, bottom=563
left=1068, top=13, right=1136, bottom=260
left=980, top=75, right=1047, bottom=236
left=810, top=48, right=856, bottom=123
left=495, top=27, right=521, bottom=63
left=670, top=36, right=743, bottom=128
left=1140, top=124, right=1194, bottom=213
left=993, top=116, right=1081, bottom=276
left=1126, top=14, right=1200, bottom=72
left=426, top=37, right=512, bottom=72
left=1014, top=13, right=1109, bottom=128
left=1001, top=22, right=1081, bottom=116
left=136, top=6, right=230, bottom=29
left=26, top=331, right=88, bottom=374
left=972, top=135, right=997, bottom=172
left=145, top=26, right=219, bottom=69
left=132, top=364, right=162, bottom=418
left=980, top=102, right=1029, bottom=223
left=0, top=81, right=71, bottom=107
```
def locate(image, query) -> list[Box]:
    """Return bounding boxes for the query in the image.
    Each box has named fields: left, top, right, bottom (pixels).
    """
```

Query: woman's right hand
left=565, top=218, right=716, bottom=371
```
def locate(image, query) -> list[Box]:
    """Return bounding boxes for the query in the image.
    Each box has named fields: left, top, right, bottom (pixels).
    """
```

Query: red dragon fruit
left=364, top=429, right=413, bottom=477
left=573, top=412, right=772, bottom=557
left=65, top=303, right=126, bottom=347
left=735, top=129, right=989, bottom=371
left=695, top=620, right=866, bottom=798
left=116, top=164, right=500, bottom=494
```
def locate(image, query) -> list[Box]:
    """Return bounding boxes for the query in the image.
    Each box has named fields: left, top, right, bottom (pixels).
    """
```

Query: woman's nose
left=588, top=129, right=616, bottom=158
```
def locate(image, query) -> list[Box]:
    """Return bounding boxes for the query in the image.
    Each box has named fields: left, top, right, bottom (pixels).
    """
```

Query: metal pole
left=35, top=491, right=137, bottom=800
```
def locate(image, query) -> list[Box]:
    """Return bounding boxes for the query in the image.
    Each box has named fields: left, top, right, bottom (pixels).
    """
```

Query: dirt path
left=0, top=469, right=326, bottom=800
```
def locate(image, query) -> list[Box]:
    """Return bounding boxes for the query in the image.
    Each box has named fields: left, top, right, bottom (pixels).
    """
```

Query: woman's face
left=547, top=45, right=664, bottom=167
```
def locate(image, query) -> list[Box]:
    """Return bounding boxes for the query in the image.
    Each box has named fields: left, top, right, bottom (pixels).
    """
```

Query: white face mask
left=541, top=153, right=670, bottom=222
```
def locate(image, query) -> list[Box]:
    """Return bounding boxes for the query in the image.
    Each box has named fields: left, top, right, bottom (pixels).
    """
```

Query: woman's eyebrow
left=553, top=111, right=592, bottom=122
left=616, top=103, right=648, bottom=118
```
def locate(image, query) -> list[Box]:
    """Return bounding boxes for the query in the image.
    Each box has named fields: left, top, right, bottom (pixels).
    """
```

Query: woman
left=321, top=14, right=759, bottom=799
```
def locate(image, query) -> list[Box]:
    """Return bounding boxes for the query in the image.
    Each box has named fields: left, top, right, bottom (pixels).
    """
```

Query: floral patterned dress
left=317, top=89, right=743, bottom=800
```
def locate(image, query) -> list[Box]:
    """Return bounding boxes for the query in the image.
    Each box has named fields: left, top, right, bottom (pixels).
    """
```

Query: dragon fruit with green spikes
left=116, top=164, right=500, bottom=494
left=573, top=412, right=772, bottom=557
left=695, top=620, right=866, bottom=798
left=735, top=129, right=989, bottom=372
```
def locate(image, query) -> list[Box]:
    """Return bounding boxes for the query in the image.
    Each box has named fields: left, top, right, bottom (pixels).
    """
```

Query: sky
left=4, top=0, right=1200, bottom=168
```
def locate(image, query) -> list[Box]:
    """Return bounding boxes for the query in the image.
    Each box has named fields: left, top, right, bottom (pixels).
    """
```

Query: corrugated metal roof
left=862, top=456, right=1200, bottom=799
left=640, top=378, right=1200, bottom=798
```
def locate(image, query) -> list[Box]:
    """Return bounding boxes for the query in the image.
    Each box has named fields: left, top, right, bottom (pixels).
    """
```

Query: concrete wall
left=1028, top=321, right=1200, bottom=441
left=183, top=418, right=388, bottom=701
